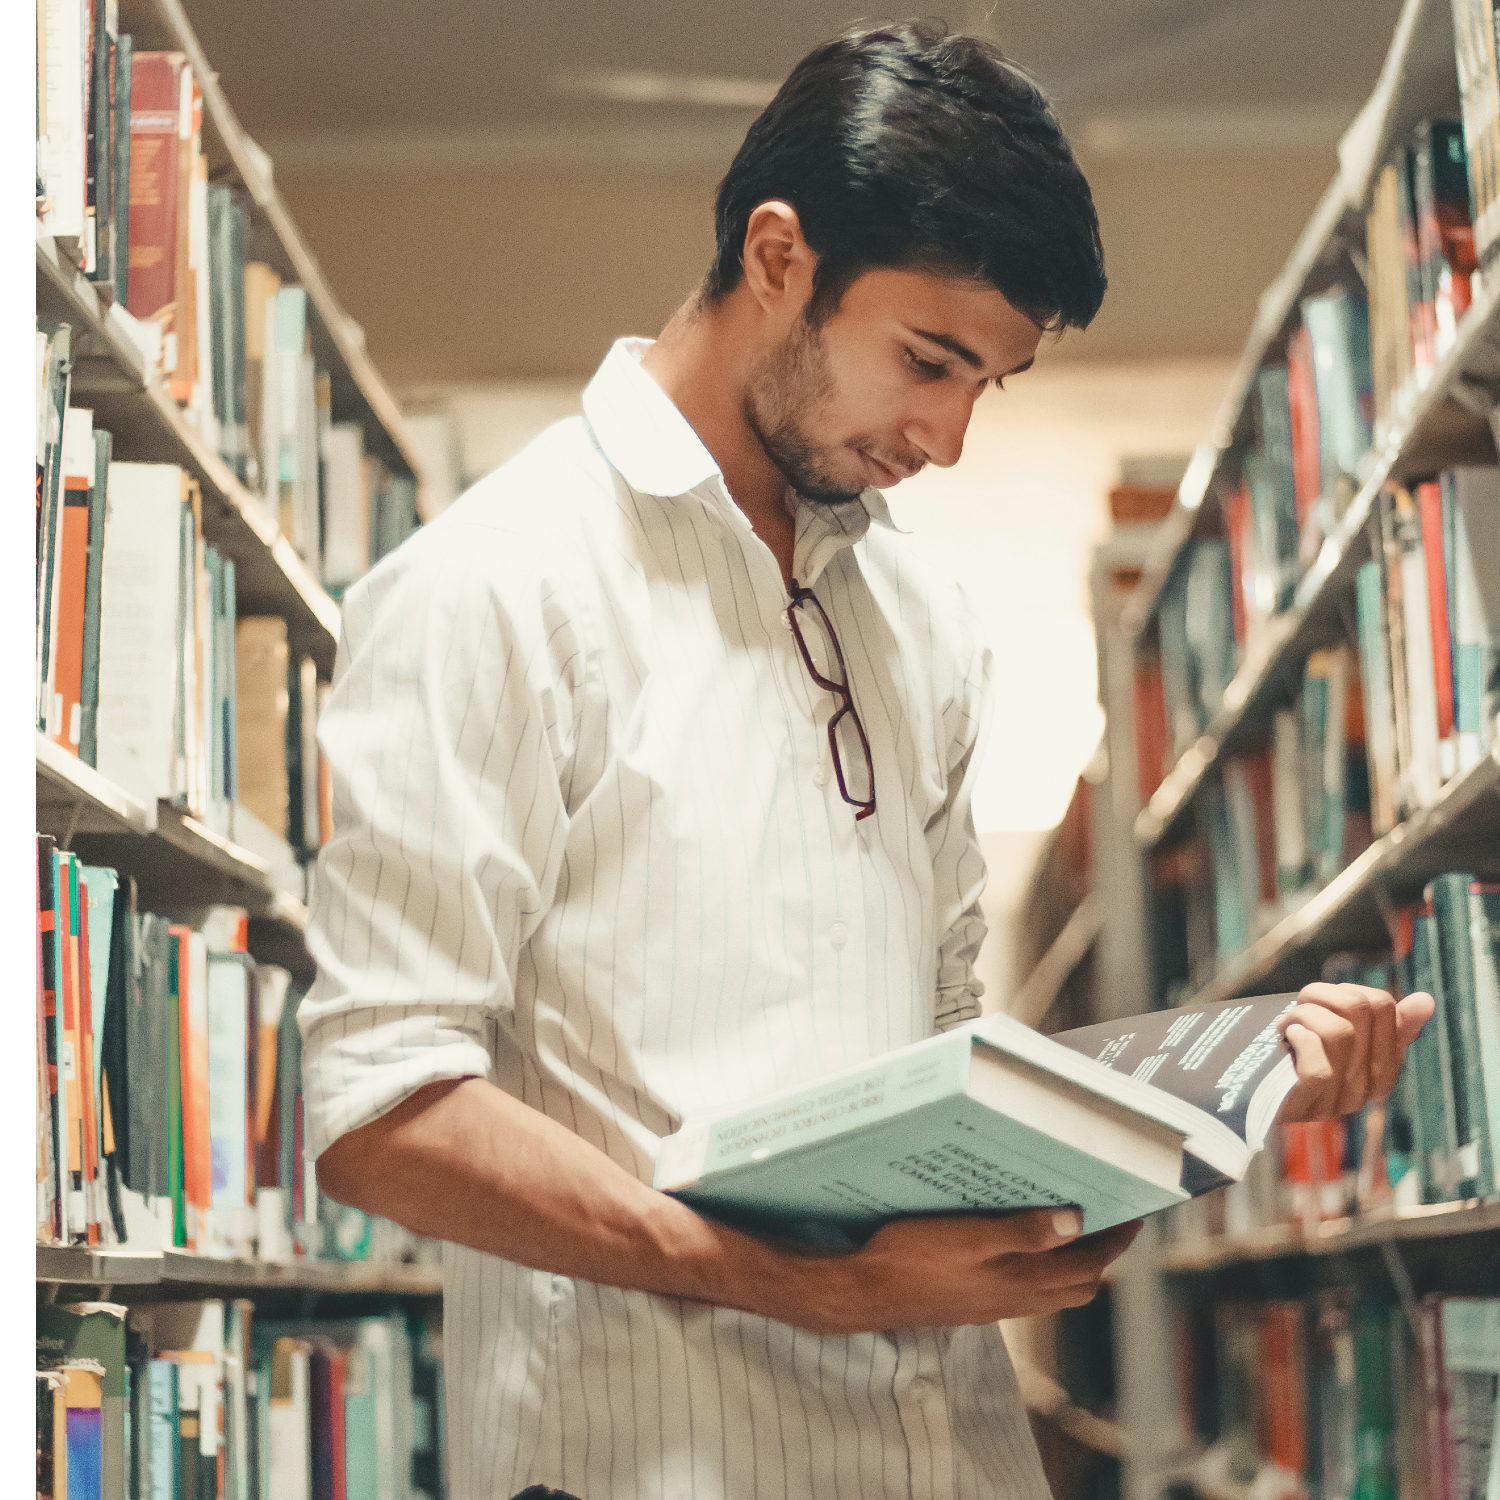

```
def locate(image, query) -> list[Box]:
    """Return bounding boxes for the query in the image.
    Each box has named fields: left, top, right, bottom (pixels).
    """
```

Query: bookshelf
left=34, top=0, right=443, bottom=1490
left=1048, top=4, right=1500, bottom=1500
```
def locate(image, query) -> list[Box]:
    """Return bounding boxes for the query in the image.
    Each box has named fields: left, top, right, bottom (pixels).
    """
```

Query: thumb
left=1396, top=991, right=1436, bottom=1045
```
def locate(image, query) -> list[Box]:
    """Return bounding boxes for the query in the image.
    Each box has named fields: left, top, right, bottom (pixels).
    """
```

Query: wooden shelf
left=36, top=1244, right=443, bottom=1297
left=36, top=230, right=342, bottom=676
left=1134, top=268, right=1500, bottom=848
left=36, top=733, right=310, bottom=946
left=1172, top=746, right=1500, bottom=1006
left=1156, top=1197, right=1500, bottom=1272
left=115, top=0, right=424, bottom=498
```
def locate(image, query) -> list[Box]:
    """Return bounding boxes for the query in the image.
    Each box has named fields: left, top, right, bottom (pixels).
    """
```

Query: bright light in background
left=973, top=614, right=1105, bottom=832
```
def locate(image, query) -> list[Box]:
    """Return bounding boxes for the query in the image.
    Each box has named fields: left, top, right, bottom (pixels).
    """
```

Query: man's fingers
left=867, top=1206, right=1083, bottom=1263
left=997, top=1220, right=1142, bottom=1286
left=1396, top=991, right=1436, bottom=1046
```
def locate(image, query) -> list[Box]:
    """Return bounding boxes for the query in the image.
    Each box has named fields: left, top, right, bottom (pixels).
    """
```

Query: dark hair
left=705, top=20, right=1106, bottom=332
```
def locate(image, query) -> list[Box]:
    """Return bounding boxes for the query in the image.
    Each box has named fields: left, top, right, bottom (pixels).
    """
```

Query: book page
left=1050, top=993, right=1301, bottom=1192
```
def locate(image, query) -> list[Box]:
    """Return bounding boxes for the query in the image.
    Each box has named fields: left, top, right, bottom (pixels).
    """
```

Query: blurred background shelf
left=1179, top=745, right=1500, bottom=1004
left=37, top=1244, right=443, bottom=1298
left=1134, top=270, right=1500, bottom=848
left=1157, top=1198, right=1500, bottom=1272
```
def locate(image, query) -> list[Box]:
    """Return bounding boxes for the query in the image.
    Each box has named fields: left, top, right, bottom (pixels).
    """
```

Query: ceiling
left=182, top=0, right=1410, bottom=384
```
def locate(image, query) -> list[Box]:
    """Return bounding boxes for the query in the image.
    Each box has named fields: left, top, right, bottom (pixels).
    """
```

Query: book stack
left=35, top=1298, right=448, bottom=1500
left=1189, top=1292, right=1499, bottom=1500
left=1365, top=119, right=1478, bottom=438
left=35, top=7, right=419, bottom=591
left=32, top=840, right=431, bottom=1264
left=1355, top=470, right=1500, bottom=832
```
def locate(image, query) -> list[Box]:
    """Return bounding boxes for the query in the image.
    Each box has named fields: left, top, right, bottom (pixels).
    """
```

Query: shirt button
left=829, top=922, right=848, bottom=950
left=812, top=762, right=830, bottom=788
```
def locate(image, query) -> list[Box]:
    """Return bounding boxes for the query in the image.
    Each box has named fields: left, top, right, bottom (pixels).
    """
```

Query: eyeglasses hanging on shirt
left=786, top=580, right=876, bottom=821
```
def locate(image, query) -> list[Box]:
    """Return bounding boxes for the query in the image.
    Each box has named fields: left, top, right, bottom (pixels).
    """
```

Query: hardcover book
left=656, top=992, right=1304, bottom=1245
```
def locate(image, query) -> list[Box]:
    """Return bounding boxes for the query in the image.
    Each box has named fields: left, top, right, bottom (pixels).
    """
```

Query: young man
left=304, top=22, right=1431, bottom=1499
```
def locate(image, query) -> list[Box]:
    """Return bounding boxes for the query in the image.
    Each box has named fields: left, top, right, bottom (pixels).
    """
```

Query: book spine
left=125, top=53, right=186, bottom=366
left=111, top=37, right=131, bottom=308
left=1414, top=897, right=1462, bottom=1202
left=78, top=429, right=111, bottom=766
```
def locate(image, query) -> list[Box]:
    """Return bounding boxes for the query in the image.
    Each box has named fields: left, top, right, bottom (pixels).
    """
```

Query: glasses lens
left=831, top=706, right=874, bottom=806
left=791, top=599, right=844, bottom=688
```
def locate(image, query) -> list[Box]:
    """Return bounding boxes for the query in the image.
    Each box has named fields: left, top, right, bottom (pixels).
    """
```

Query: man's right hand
left=318, top=1077, right=1139, bottom=1338
left=762, top=1211, right=1142, bottom=1335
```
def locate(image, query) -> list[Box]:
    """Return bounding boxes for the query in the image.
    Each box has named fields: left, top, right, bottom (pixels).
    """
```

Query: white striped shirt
left=301, top=337, right=1051, bottom=1500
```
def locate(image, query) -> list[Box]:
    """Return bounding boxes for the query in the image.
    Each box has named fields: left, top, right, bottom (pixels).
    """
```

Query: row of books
left=35, top=354, right=334, bottom=852
left=36, top=1298, right=446, bottom=1500
left=1184, top=1291, right=1498, bottom=1500
left=1157, top=874, right=1499, bottom=1250
left=33, top=839, right=425, bottom=1264
left=1144, top=463, right=1500, bottom=845
left=1356, top=473, right=1500, bottom=833
left=1366, top=118, right=1478, bottom=439
left=1453, top=0, right=1500, bottom=270
left=35, top=7, right=420, bottom=593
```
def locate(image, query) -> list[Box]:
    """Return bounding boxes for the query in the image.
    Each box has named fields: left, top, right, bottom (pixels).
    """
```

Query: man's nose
left=906, top=392, right=972, bottom=469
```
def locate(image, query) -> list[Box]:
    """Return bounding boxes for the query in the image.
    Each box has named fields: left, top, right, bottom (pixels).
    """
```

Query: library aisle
left=31, top=0, right=1498, bottom=1497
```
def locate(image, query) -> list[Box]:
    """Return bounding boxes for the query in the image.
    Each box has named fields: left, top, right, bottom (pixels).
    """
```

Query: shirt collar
left=582, top=337, right=904, bottom=585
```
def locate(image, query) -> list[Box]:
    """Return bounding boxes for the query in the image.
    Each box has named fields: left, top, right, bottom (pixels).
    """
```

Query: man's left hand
left=1277, top=982, right=1435, bottom=1122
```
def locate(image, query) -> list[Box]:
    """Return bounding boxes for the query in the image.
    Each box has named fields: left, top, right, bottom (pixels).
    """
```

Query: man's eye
left=904, top=348, right=946, bottom=378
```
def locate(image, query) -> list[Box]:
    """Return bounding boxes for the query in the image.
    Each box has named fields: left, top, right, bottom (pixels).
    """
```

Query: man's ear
left=740, top=200, right=816, bottom=319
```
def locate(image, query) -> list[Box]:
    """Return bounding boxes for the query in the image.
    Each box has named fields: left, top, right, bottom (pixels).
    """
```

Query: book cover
left=37, top=1302, right=128, bottom=1500
left=95, top=463, right=189, bottom=804
left=1302, top=290, right=1374, bottom=506
left=206, top=953, right=251, bottom=1253
left=1446, top=466, right=1500, bottom=768
left=110, top=35, right=132, bottom=307
left=125, top=52, right=190, bottom=382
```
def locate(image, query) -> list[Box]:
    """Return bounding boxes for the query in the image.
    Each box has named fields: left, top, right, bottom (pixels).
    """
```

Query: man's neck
left=642, top=298, right=799, bottom=584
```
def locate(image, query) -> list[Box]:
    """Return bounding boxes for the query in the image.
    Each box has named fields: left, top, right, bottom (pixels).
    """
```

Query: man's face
left=743, top=266, right=1044, bottom=506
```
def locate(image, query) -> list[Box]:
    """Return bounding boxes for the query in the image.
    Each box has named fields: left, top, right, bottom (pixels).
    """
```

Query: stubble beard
left=743, top=314, right=865, bottom=508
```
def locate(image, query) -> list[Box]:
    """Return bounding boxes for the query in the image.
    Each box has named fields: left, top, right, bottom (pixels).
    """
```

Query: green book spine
left=168, top=939, right=185, bottom=1247
left=1430, top=873, right=1494, bottom=1196
left=1467, top=883, right=1500, bottom=1191
left=1354, top=560, right=1398, bottom=833
left=1412, top=899, right=1461, bottom=1202
left=111, top=38, right=132, bottom=308
left=1352, top=1303, right=1396, bottom=1500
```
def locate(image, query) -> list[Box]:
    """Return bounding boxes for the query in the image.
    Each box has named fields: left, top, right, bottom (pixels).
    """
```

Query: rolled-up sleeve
left=298, top=519, right=583, bottom=1158
left=928, top=595, right=995, bottom=1032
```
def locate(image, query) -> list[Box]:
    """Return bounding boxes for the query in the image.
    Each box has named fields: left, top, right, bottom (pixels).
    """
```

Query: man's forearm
left=315, top=1076, right=806, bottom=1318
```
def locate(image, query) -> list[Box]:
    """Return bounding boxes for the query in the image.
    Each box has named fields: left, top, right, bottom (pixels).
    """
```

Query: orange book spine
left=50, top=482, right=91, bottom=754
left=1416, top=481, right=1455, bottom=745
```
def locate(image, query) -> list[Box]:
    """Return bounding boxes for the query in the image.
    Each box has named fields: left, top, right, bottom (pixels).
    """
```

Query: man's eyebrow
left=908, top=328, right=986, bottom=369
left=908, top=329, right=1032, bottom=379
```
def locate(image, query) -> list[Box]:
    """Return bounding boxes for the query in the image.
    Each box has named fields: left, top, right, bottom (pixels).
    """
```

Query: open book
left=654, top=993, right=1302, bottom=1245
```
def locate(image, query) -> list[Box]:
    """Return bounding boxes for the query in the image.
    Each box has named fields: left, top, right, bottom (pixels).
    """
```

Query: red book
left=1286, top=327, right=1321, bottom=550
left=1243, top=744, right=1278, bottom=905
left=1224, top=484, right=1250, bottom=650
left=1259, top=1301, right=1309, bottom=1482
left=1134, top=658, right=1168, bottom=807
left=1415, top=481, right=1455, bottom=746
left=126, top=53, right=193, bottom=392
